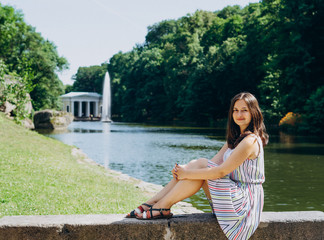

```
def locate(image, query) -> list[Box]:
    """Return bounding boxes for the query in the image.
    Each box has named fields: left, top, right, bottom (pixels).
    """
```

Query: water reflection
left=103, top=123, right=111, bottom=169
left=40, top=121, right=324, bottom=212
left=73, top=128, right=103, bottom=133
left=279, top=132, right=296, bottom=144
left=35, top=128, right=70, bottom=134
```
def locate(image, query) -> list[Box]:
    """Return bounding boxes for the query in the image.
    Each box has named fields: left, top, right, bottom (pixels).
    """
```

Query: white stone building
left=60, top=92, right=103, bottom=118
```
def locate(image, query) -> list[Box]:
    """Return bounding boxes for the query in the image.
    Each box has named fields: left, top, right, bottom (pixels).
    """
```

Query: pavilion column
left=78, top=101, right=82, bottom=117
left=86, top=101, right=90, bottom=117
left=71, top=100, right=74, bottom=116
left=94, top=101, right=98, bottom=117
left=95, top=101, right=99, bottom=117
left=96, top=101, right=99, bottom=117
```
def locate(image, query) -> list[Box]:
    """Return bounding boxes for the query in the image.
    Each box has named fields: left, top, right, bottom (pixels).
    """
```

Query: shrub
left=298, top=86, right=324, bottom=134
left=0, top=60, right=32, bottom=124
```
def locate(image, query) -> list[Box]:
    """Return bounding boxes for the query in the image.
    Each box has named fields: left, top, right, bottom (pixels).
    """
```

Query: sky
left=1, top=0, right=259, bottom=85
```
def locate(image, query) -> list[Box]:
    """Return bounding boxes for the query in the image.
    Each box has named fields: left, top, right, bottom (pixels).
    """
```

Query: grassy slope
left=0, top=113, right=147, bottom=217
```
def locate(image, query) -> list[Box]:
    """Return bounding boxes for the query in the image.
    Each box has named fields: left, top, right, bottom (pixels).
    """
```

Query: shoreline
left=71, top=147, right=203, bottom=215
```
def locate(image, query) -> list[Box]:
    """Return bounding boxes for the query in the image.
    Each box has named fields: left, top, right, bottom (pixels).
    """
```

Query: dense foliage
left=0, top=3, right=68, bottom=112
left=66, top=0, right=324, bottom=133
left=0, top=60, right=32, bottom=123
left=70, top=64, right=108, bottom=94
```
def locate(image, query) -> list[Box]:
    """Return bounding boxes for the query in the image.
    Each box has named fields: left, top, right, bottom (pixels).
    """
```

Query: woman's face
left=233, top=99, right=252, bottom=131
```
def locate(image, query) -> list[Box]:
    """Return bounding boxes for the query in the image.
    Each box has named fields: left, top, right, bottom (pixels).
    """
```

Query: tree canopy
left=0, top=3, right=68, bottom=112
left=71, top=0, right=324, bottom=133
left=71, top=64, right=107, bottom=94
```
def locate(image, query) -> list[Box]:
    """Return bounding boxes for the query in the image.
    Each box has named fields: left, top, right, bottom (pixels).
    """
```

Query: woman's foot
left=125, top=203, right=152, bottom=218
left=136, top=208, right=173, bottom=220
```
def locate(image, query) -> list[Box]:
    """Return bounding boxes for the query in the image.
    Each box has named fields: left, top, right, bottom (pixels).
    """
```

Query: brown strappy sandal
left=136, top=208, right=173, bottom=220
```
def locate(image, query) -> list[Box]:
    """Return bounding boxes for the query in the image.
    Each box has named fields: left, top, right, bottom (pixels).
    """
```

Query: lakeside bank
left=70, top=147, right=202, bottom=215
left=0, top=113, right=200, bottom=218
left=1, top=114, right=323, bottom=239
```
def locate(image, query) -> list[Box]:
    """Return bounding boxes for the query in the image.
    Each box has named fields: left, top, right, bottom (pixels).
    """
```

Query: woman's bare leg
left=145, top=158, right=209, bottom=205
left=202, top=181, right=212, bottom=200
left=137, top=158, right=211, bottom=217
left=145, top=178, right=179, bottom=205
left=153, top=178, right=205, bottom=209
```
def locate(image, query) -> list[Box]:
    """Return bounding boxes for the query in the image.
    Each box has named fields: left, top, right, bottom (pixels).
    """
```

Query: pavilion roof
left=60, top=92, right=102, bottom=98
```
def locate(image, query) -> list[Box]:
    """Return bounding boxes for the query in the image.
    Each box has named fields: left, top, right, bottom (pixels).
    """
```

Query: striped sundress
left=207, top=135, right=264, bottom=240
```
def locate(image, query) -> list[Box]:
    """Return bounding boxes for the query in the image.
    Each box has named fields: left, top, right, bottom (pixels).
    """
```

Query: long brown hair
left=227, top=92, right=268, bottom=149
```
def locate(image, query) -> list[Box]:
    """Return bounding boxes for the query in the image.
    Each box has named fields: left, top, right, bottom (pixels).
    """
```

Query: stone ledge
left=0, top=211, right=323, bottom=240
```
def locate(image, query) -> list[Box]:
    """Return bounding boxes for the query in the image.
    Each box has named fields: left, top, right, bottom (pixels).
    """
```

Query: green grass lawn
left=0, top=113, right=147, bottom=217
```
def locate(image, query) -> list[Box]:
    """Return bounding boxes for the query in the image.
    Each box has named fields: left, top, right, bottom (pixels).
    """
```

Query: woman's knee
left=185, top=158, right=208, bottom=169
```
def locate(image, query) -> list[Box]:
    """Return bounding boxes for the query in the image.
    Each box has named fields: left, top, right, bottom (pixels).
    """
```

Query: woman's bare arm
left=210, top=142, right=228, bottom=165
left=175, top=136, right=258, bottom=180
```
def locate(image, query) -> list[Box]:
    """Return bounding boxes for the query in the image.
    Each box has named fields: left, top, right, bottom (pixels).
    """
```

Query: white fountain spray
left=101, top=71, right=112, bottom=122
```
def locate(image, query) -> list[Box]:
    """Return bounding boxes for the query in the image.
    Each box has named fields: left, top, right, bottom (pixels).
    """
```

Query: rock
left=22, top=118, right=35, bottom=130
left=0, top=75, right=33, bottom=117
left=0, top=99, right=32, bottom=118
left=34, top=110, right=74, bottom=129
left=1, top=75, right=34, bottom=131
left=2, top=101, right=16, bottom=116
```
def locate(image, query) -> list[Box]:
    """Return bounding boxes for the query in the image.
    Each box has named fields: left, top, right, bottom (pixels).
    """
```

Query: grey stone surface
left=2, top=101, right=16, bottom=116
left=21, top=117, right=35, bottom=129
left=253, top=211, right=324, bottom=240
left=0, top=211, right=323, bottom=240
left=34, top=110, right=74, bottom=129
left=0, top=100, right=34, bottom=129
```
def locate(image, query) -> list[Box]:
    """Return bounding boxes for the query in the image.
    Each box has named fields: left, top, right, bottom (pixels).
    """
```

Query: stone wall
left=0, top=211, right=323, bottom=240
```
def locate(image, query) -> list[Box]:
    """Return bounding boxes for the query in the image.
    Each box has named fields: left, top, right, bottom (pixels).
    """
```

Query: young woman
left=126, top=92, right=268, bottom=240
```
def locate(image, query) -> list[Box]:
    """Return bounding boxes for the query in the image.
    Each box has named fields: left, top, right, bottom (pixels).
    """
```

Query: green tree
left=64, top=84, right=73, bottom=94
left=72, top=64, right=108, bottom=94
left=259, top=0, right=324, bottom=117
left=145, top=20, right=178, bottom=46
left=301, top=86, right=324, bottom=134
left=0, top=3, right=68, bottom=111
left=106, top=2, right=323, bottom=133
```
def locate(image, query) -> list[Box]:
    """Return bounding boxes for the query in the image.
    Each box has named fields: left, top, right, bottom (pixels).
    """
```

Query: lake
left=39, top=121, right=324, bottom=212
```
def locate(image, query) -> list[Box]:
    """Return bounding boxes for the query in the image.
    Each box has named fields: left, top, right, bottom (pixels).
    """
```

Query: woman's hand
left=172, top=163, right=187, bottom=180
left=171, top=164, right=178, bottom=179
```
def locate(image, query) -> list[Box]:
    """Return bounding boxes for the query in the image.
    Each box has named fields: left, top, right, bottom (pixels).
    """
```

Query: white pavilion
left=60, top=92, right=103, bottom=118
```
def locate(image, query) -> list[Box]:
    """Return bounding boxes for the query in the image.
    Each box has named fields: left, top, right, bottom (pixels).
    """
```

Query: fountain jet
left=101, top=71, right=112, bottom=122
